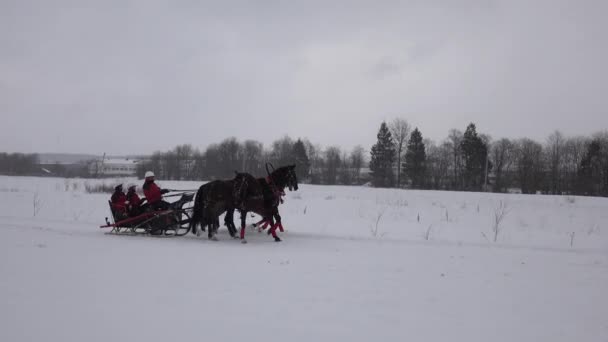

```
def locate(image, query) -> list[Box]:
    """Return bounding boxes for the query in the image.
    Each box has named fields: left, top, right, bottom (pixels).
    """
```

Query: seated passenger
left=110, top=184, right=127, bottom=218
left=125, top=184, right=143, bottom=216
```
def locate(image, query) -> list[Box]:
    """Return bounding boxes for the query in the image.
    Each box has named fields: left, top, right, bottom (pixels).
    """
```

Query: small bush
left=492, top=200, right=510, bottom=242
left=33, top=192, right=43, bottom=216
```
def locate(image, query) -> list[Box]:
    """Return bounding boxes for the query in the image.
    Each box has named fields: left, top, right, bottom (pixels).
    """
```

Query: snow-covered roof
left=98, top=158, right=140, bottom=165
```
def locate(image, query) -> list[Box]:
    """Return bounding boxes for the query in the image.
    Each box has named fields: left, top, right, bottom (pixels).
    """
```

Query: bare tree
left=350, top=145, right=366, bottom=185
left=270, top=136, right=294, bottom=167
left=241, top=140, right=264, bottom=175
left=515, top=138, right=545, bottom=194
left=203, top=144, right=221, bottom=180
left=448, top=129, right=464, bottom=190
left=323, top=146, right=342, bottom=185
left=191, top=148, right=205, bottom=180
left=425, top=140, right=451, bottom=190
left=162, top=151, right=178, bottom=180
left=390, top=118, right=411, bottom=188
left=149, top=151, right=163, bottom=178
left=592, top=131, right=608, bottom=196
left=0, top=153, right=39, bottom=176
left=491, top=138, right=516, bottom=192
left=174, top=144, right=194, bottom=180
left=303, top=139, right=324, bottom=184
left=217, top=137, right=242, bottom=178
left=546, top=131, right=565, bottom=194
left=339, top=151, right=353, bottom=185
left=563, top=136, right=589, bottom=193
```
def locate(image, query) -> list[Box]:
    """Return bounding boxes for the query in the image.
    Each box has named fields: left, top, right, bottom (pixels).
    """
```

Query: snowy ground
left=1, top=176, right=607, bottom=342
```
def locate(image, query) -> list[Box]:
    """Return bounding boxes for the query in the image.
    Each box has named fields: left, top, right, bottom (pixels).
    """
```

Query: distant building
left=88, top=158, right=140, bottom=177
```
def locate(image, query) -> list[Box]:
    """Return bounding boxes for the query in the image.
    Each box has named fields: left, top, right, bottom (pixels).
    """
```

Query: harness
left=266, top=176, right=285, bottom=204
left=233, top=176, right=251, bottom=210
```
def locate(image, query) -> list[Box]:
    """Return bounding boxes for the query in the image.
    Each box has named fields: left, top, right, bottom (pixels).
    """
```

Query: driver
left=142, top=171, right=170, bottom=210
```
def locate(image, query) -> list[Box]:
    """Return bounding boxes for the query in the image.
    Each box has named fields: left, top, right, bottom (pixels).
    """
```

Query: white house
left=89, top=158, right=140, bottom=177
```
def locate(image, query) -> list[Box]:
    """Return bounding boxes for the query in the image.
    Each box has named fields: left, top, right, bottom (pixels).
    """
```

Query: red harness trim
left=266, top=176, right=285, bottom=203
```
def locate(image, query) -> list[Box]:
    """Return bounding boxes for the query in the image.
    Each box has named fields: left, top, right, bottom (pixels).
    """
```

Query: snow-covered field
left=1, top=175, right=607, bottom=342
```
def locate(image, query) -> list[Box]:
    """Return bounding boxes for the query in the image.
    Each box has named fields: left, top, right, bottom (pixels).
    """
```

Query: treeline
left=136, top=137, right=368, bottom=185
left=135, top=120, right=608, bottom=197
left=0, top=153, right=39, bottom=175
left=368, top=119, right=608, bottom=197
left=4, top=120, right=607, bottom=197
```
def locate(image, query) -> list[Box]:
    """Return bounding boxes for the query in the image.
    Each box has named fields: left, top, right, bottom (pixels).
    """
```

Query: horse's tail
left=190, top=185, right=205, bottom=235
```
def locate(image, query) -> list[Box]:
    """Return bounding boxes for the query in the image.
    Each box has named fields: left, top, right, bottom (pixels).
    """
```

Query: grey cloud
left=1, top=0, right=607, bottom=154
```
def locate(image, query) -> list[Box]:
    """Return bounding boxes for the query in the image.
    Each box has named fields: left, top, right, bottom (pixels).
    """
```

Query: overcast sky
left=1, top=0, right=607, bottom=155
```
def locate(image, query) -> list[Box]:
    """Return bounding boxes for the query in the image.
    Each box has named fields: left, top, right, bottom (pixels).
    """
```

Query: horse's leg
left=253, top=218, right=265, bottom=226
left=240, top=210, right=248, bottom=243
left=252, top=217, right=268, bottom=232
left=275, top=211, right=284, bottom=232
left=224, top=208, right=237, bottom=238
left=258, top=219, right=270, bottom=232
left=210, top=216, right=219, bottom=240
left=267, top=208, right=283, bottom=234
left=267, top=215, right=281, bottom=242
left=196, top=212, right=206, bottom=237
left=208, top=217, right=214, bottom=240
left=258, top=219, right=270, bottom=233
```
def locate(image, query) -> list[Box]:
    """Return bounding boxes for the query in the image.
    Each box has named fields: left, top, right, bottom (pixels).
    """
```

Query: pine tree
left=460, top=123, right=488, bottom=191
left=292, top=139, right=310, bottom=181
left=404, top=128, right=427, bottom=189
left=578, top=140, right=602, bottom=195
left=369, top=122, right=395, bottom=187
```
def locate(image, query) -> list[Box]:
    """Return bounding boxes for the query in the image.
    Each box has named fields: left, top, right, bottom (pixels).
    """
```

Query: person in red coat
left=125, top=184, right=143, bottom=216
left=143, top=171, right=170, bottom=210
left=110, top=184, right=127, bottom=217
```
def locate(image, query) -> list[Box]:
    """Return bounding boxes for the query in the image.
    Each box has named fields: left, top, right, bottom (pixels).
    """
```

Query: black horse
left=189, top=179, right=238, bottom=240
left=232, top=164, right=298, bottom=243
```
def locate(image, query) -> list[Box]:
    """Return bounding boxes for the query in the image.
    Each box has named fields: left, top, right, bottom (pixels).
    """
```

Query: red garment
left=111, top=191, right=127, bottom=213
left=126, top=191, right=141, bottom=210
left=143, top=180, right=162, bottom=204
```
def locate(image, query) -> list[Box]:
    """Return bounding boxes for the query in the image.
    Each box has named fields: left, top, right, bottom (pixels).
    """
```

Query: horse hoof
left=241, top=239, right=248, bottom=244
left=274, top=237, right=281, bottom=242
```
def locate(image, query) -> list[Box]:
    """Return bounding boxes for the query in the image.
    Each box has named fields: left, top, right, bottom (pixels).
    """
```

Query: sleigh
left=100, top=193, right=194, bottom=237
